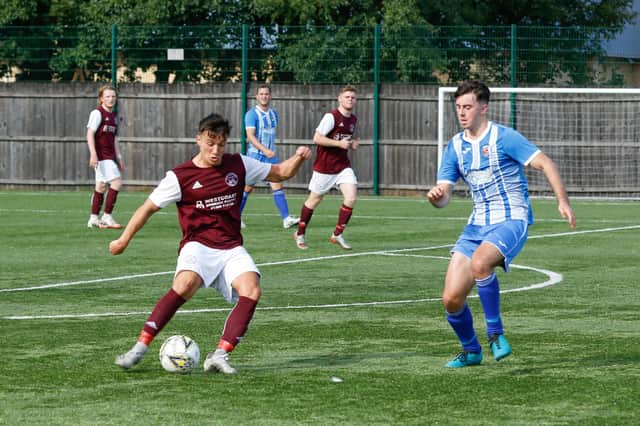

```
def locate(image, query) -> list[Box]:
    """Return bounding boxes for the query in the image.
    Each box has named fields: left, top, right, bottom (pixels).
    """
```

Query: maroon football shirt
left=94, top=106, right=118, bottom=161
left=172, top=153, right=247, bottom=251
left=312, top=109, right=357, bottom=174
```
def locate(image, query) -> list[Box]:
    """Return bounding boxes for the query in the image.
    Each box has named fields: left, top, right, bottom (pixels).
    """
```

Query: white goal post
left=437, top=87, right=640, bottom=197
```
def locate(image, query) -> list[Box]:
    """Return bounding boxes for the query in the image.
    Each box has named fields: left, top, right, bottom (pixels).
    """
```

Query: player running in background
left=427, top=80, right=576, bottom=368
left=293, top=85, right=360, bottom=250
left=240, top=84, right=299, bottom=229
left=111, top=113, right=311, bottom=374
left=86, top=85, right=123, bottom=229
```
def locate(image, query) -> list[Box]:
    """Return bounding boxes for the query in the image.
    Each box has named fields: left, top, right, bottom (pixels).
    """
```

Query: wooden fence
left=1, top=83, right=638, bottom=196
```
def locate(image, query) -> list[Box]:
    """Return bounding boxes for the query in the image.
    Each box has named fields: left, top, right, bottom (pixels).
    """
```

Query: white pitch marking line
left=3, top=256, right=561, bottom=321
left=5, top=223, right=637, bottom=293
left=3, top=224, right=636, bottom=319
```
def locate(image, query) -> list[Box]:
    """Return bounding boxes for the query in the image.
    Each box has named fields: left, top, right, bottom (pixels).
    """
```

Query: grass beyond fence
left=1, top=191, right=638, bottom=425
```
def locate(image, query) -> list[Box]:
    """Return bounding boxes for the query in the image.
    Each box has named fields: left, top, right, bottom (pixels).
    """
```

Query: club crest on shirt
left=482, top=145, right=490, bottom=156
left=225, top=172, right=239, bottom=187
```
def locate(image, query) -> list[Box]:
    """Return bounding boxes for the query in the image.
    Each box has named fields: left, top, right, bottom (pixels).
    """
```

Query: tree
left=412, top=0, right=637, bottom=85
left=0, top=0, right=636, bottom=84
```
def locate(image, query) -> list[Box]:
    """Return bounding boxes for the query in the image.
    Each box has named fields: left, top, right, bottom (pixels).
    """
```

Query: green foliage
left=0, top=0, right=41, bottom=25
left=0, top=0, right=636, bottom=84
left=1, top=191, right=639, bottom=424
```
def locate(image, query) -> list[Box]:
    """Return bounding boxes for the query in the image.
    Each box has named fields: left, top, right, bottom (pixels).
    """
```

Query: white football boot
left=282, top=216, right=300, bottom=229
left=99, top=213, right=122, bottom=229
left=293, top=231, right=308, bottom=250
left=87, top=214, right=101, bottom=228
left=329, top=233, right=352, bottom=250
left=115, top=343, right=148, bottom=369
left=203, top=349, right=237, bottom=374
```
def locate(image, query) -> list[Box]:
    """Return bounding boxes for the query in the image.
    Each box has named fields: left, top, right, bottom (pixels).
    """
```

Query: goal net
left=437, top=87, right=640, bottom=198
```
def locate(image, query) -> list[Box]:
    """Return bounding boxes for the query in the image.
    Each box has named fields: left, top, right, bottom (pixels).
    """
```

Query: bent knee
left=240, top=283, right=261, bottom=301
left=442, top=293, right=466, bottom=313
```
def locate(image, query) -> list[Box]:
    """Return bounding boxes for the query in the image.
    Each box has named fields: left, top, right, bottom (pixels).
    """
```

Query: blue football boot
left=488, top=334, right=512, bottom=361
left=445, top=351, right=483, bottom=368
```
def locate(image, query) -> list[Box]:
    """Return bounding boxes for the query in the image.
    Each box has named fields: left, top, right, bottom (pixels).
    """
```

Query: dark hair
left=454, top=80, right=490, bottom=104
left=198, top=113, right=231, bottom=137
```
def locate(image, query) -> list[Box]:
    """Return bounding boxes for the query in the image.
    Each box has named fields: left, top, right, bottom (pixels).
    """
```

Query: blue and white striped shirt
left=244, top=106, right=279, bottom=156
left=437, top=121, right=540, bottom=225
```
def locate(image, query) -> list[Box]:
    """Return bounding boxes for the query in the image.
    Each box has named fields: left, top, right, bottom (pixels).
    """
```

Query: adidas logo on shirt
left=192, top=181, right=203, bottom=189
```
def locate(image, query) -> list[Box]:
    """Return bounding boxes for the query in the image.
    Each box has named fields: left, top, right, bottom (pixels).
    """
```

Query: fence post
left=372, top=24, right=381, bottom=195
left=241, top=24, right=249, bottom=154
left=111, top=24, right=117, bottom=87
left=510, top=24, right=517, bottom=129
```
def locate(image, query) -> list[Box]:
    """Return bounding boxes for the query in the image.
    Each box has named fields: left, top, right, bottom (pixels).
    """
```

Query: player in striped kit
left=428, top=80, right=576, bottom=368
left=293, top=85, right=360, bottom=250
left=86, top=85, right=123, bottom=229
left=111, top=113, right=311, bottom=374
left=240, top=84, right=299, bottom=229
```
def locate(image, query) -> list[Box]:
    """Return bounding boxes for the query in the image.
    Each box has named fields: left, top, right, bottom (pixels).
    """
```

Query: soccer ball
left=158, top=335, right=200, bottom=374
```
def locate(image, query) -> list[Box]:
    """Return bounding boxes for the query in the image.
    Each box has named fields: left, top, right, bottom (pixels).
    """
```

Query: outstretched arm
left=529, top=152, right=576, bottom=229
left=109, top=199, right=161, bottom=255
left=266, top=146, right=312, bottom=182
left=427, top=183, right=453, bottom=208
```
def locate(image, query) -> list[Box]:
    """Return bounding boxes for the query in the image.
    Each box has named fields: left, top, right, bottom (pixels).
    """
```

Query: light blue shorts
left=451, top=220, right=529, bottom=272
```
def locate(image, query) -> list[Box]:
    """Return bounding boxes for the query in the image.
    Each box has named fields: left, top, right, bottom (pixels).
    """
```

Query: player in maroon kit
left=293, top=85, right=360, bottom=250
left=86, top=85, right=123, bottom=229
left=111, top=113, right=311, bottom=374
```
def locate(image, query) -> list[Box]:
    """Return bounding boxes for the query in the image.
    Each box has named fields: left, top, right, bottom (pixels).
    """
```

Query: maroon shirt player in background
left=86, top=85, right=124, bottom=229
left=110, top=113, right=311, bottom=374
left=293, top=85, right=360, bottom=250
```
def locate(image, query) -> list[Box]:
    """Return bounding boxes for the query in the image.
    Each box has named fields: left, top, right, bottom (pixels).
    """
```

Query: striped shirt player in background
left=427, top=80, right=576, bottom=368
left=110, top=113, right=311, bottom=374
left=240, top=84, right=299, bottom=229
left=86, top=85, right=124, bottom=229
left=293, top=85, right=360, bottom=250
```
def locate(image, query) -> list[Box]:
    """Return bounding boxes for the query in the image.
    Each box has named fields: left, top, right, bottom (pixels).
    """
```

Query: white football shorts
left=175, top=241, right=261, bottom=303
left=95, top=159, right=121, bottom=183
left=308, top=167, right=358, bottom=195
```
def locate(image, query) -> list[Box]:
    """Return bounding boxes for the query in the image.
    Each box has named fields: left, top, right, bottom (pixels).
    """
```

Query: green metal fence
left=0, top=24, right=635, bottom=87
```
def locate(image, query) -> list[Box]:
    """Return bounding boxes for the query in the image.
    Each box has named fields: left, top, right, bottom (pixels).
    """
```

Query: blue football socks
left=272, top=189, right=289, bottom=219
left=446, top=304, right=481, bottom=353
left=240, top=191, right=249, bottom=213
left=476, top=272, right=504, bottom=337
